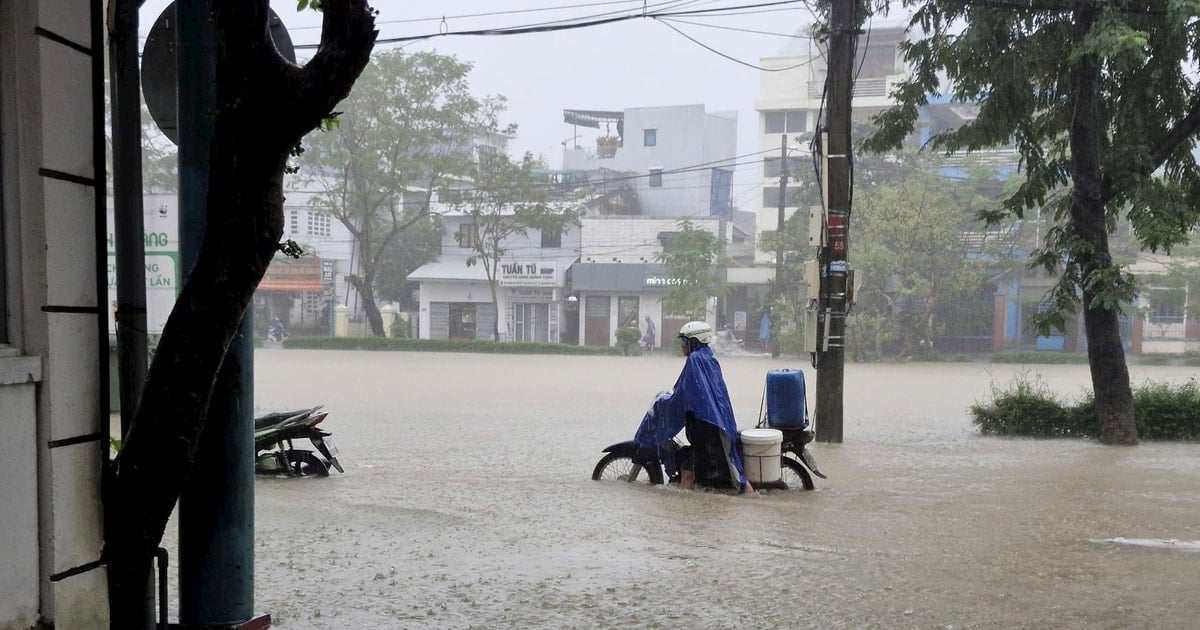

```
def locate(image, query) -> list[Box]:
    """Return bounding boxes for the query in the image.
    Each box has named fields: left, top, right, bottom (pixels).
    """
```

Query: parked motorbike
left=592, top=368, right=825, bottom=491
left=254, top=406, right=343, bottom=477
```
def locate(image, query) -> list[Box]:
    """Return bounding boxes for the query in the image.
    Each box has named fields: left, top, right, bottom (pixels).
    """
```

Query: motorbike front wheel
left=287, top=450, right=330, bottom=477
left=780, top=455, right=814, bottom=490
left=591, top=453, right=664, bottom=485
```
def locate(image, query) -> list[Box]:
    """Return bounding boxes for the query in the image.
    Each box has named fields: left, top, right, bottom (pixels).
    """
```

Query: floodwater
left=164, top=350, right=1200, bottom=629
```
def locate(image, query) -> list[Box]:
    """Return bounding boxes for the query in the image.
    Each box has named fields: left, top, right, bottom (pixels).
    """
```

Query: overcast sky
left=139, top=1, right=905, bottom=207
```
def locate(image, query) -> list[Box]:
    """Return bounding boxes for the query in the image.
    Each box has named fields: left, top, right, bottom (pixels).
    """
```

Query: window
left=288, top=209, right=300, bottom=235
left=648, top=168, right=663, bottom=188
left=306, top=210, right=331, bottom=238
left=764, top=110, right=807, bottom=134
left=618, top=296, right=640, bottom=329
left=456, top=222, right=478, bottom=248
left=541, top=228, right=561, bottom=248
left=765, top=111, right=786, bottom=134
left=786, top=110, right=807, bottom=133
left=762, top=187, right=801, bottom=208
left=763, top=157, right=805, bottom=179
left=857, top=43, right=896, bottom=78
left=643, top=128, right=657, bottom=147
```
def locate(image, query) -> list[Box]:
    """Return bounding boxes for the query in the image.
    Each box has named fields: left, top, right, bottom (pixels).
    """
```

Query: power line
left=292, top=0, right=809, bottom=49
left=654, top=18, right=816, bottom=71
left=657, top=17, right=813, bottom=39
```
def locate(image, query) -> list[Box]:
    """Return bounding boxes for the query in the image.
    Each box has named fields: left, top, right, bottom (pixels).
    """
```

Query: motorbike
left=254, top=406, right=343, bottom=477
left=592, top=424, right=824, bottom=490
left=592, top=369, right=826, bottom=491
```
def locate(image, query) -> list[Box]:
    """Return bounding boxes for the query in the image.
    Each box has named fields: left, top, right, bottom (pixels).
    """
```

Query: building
left=562, top=105, right=738, bottom=219
left=754, top=25, right=910, bottom=263
left=2, top=1, right=110, bottom=626
left=408, top=204, right=581, bottom=342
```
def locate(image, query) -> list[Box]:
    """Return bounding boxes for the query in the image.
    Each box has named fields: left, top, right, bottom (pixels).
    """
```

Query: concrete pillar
left=380, top=303, right=396, bottom=338
left=334, top=305, right=349, bottom=338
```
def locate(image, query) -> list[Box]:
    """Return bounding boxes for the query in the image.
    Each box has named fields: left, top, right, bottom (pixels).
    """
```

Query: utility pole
left=773, top=134, right=787, bottom=358
left=815, top=0, right=857, bottom=443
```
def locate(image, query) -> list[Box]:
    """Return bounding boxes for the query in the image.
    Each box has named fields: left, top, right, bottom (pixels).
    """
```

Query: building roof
left=407, top=256, right=490, bottom=282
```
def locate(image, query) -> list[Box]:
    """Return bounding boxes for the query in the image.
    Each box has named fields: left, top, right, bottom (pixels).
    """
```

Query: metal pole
left=107, top=0, right=148, bottom=438
left=815, top=0, right=857, bottom=443
left=177, top=1, right=256, bottom=625
left=772, top=134, right=787, bottom=358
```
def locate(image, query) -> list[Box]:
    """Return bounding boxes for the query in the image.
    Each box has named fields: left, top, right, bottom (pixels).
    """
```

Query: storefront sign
left=508, top=287, right=554, bottom=302
left=644, top=276, right=687, bottom=287
left=498, top=260, right=558, bottom=287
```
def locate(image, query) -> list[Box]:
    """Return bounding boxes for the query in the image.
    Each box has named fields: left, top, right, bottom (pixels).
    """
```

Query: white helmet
left=677, top=321, right=714, bottom=344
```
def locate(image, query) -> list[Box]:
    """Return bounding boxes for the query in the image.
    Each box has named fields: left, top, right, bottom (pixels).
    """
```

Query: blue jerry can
left=765, top=369, right=808, bottom=428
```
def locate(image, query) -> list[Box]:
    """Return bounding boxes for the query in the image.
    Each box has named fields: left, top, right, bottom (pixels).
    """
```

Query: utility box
left=808, top=205, right=824, bottom=247
left=803, top=308, right=819, bottom=353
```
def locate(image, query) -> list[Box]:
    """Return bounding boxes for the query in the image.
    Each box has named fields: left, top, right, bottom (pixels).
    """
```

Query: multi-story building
left=562, top=105, right=738, bottom=219
left=754, top=25, right=910, bottom=263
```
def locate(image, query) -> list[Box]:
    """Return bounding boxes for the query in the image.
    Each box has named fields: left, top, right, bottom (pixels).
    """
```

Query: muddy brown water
left=159, top=350, right=1200, bottom=629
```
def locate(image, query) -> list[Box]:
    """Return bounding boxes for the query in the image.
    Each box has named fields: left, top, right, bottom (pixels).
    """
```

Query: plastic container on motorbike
left=765, top=369, right=808, bottom=428
left=740, top=428, right=783, bottom=484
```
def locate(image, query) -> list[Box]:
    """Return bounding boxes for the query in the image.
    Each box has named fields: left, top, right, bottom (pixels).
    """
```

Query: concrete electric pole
left=815, top=0, right=857, bottom=443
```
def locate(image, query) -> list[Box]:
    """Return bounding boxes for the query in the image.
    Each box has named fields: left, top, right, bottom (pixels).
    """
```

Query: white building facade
left=2, top=1, right=110, bottom=627
left=562, top=105, right=738, bottom=219
left=409, top=209, right=581, bottom=343
left=754, top=26, right=909, bottom=263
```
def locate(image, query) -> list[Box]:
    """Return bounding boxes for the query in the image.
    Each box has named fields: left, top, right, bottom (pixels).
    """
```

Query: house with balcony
left=754, top=25, right=911, bottom=264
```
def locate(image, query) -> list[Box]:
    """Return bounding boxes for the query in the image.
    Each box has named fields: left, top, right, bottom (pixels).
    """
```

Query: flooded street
left=171, top=351, right=1200, bottom=628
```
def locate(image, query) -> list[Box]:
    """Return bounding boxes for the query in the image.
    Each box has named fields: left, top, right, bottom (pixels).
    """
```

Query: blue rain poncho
left=633, top=346, right=747, bottom=489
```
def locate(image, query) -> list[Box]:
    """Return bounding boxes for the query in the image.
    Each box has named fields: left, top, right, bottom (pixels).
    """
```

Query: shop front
left=569, top=263, right=677, bottom=349
left=410, top=256, right=573, bottom=342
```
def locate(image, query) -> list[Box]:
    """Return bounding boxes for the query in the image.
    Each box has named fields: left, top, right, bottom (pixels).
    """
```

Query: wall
left=1, top=0, right=108, bottom=626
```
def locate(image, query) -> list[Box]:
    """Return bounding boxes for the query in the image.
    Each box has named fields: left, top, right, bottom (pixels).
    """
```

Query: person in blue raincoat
left=634, top=321, right=754, bottom=494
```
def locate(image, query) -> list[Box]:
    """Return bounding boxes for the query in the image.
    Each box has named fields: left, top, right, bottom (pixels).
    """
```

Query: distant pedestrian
left=639, top=316, right=656, bottom=350
left=758, top=311, right=771, bottom=351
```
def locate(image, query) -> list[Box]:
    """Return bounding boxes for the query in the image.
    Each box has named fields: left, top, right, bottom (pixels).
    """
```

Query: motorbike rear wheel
left=780, top=455, right=814, bottom=490
left=591, top=453, right=664, bottom=485
left=286, top=450, right=330, bottom=477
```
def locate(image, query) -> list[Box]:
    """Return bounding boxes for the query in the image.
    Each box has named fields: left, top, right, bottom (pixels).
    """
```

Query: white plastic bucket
left=740, top=428, right=783, bottom=483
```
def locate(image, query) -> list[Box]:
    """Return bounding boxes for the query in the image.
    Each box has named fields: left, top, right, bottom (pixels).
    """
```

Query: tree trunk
left=104, top=2, right=377, bottom=626
left=346, top=273, right=385, bottom=336
left=1068, top=4, right=1137, bottom=446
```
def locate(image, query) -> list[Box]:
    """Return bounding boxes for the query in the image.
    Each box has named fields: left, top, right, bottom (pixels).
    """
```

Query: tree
left=850, top=170, right=995, bottom=358
left=298, top=50, right=503, bottom=336
left=103, top=1, right=376, bottom=624
left=455, top=152, right=581, bottom=340
left=374, top=208, right=442, bottom=306
left=865, top=1, right=1200, bottom=445
left=656, top=218, right=729, bottom=321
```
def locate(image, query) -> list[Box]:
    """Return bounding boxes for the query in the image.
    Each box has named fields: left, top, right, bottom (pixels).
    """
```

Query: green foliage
left=849, top=160, right=1010, bottom=358
left=972, top=374, right=1200, bottom=440
left=990, top=351, right=1090, bottom=365
left=615, top=326, right=642, bottom=356
left=281, top=336, right=620, bottom=356
left=970, top=372, right=1091, bottom=438
left=655, top=218, right=728, bottom=320
left=298, top=50, right=503, bottom=336
left=868, top=1, right=1200, bottom=338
